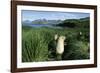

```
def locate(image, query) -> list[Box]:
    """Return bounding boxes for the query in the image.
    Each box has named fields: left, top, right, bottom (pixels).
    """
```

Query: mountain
left=22, top=19, right=62, bottom=25
left=22, top=20, right=31, bottom=25
left=80, top=17, right=90, bottom=21
left=32, top=19, right=48, bottom=24
left=47, top=20, right=62, bottom=25
left=31, top=19, right=62, bottom=25
left=22, top=17, right=89, bottom=28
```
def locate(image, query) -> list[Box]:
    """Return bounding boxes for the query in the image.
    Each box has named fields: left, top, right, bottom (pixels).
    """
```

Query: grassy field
left=22, top=26, right=90, bottom=62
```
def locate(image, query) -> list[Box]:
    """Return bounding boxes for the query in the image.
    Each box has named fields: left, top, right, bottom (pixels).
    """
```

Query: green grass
left=22, top=26, right=90, bottom=62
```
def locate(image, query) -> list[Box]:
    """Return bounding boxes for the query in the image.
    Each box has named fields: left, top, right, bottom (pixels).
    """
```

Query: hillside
left=56, top=17, right=90, bottom=28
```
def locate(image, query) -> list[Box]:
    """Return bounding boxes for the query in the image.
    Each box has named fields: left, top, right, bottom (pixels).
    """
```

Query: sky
left=22, top=10, right=90, bottom=21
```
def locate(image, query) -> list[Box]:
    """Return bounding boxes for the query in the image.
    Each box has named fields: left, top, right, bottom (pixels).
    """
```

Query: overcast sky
left=22, top=10, right=90, bottom=21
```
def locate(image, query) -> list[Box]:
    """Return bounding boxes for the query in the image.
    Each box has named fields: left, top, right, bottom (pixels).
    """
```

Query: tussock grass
left=22, top=26, right=89, bottom=62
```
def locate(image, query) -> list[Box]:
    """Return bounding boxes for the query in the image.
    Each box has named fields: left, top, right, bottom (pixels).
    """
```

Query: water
left=29, top=24, right=53, bottom=27
left=26, top=24, right=62, bottom=29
